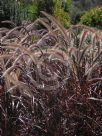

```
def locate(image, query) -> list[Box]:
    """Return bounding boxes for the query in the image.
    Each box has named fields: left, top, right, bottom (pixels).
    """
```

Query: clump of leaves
left=0, top=12, right=102, bottom=136
left=80, top=7, right=102, bottom=29
left=53, top=0, right=71, bottom=28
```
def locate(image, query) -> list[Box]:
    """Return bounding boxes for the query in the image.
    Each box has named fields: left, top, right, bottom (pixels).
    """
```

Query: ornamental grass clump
left=0, top=12, right=102, bottom=136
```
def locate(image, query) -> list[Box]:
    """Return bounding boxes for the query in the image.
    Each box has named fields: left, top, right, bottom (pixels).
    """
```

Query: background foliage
left=80, top=7, right=102, bottom=29
left=0, top=0, right=39, bottom=26
left=0, top=0, right=102, bottom=28
left=72, top=0, right=102, bottom=24
left=53, top=0, right=71, bottom=28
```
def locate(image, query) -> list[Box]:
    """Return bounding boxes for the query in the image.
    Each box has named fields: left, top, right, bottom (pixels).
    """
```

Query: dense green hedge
left=80, top=7, right=102, bottom=29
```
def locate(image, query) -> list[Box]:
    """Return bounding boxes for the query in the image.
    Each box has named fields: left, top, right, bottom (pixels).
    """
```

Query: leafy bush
left=80, top=7, right=102, bottom=29
left=53, top=0, right=71, bottom=28
left=20, top=2, right=38, bottom=21
left=37, top=0, right=54, bottom=14
left=71, top=0, right=102, bottom=24
left=0, top=0, right=38, bottom=25
left=64, top=0, right=73, bottom=13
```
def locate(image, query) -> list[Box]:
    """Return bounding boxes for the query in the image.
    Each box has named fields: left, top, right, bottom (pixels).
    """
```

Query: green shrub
left=0, top=0, right=38, bottom=25
left=53, top=0, right=71, bottom=28
left=80, top=7, right=102, bottom=29
left=20, top=3, right=38, bottom=21
left=38, top=0, right=54, bottom=14
left=64, top=0, right=73, bottom=13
